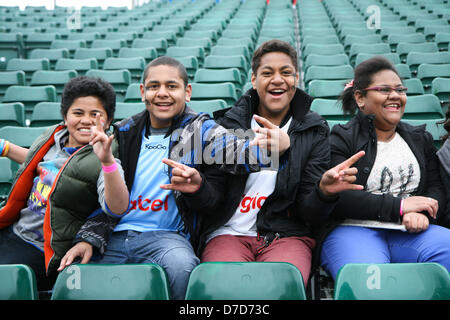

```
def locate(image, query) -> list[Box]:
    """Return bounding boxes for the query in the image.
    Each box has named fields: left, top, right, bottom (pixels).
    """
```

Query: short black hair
left=252, top=39, right=298, bottom=74
left=60, top=76, right=116, bottom=121
left=142, top=56, right=188, bottom=87
left=339, top=56, right=401, bottom=114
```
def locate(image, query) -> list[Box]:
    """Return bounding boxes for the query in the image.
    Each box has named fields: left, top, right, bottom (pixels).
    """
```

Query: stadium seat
left=216, top=37, right=254, bottom=52
left=105, top=32, right=138, bottom=46
left=176, top=56, right=199, bottom=82
left=0, top=33, right=24, bottom=69
left=424, top=25, right=450, bottom=41
left=85, top=69, right=131, bottom=102
left=403, top=118, right=447, bottom=148
left=103, top=57, right=145, bottom=82
left=304, top=65, right=353, bottom=90
left=394, top=64, right=412, bottom=79
left=387, top=33, right=426, bottom=51
left=0, top=126, right=49, bottom=148
left=194, top=68, right=243, bottom=96
left=0, top=157, right=14, bottom=200
left=210, top=45, right=251, bottom=64
left=143, top=31, right=177, bottom=46
left=0, top=102, right=26, bottom=127
left=166, top=46, right=205, bottom=66
left=397, top=42, right=439, bottom=63
left=91, top=39, right=127, bottom=57
left=29, top=102, right=62, bottom=127
left=124, top=83, right=141, bottom=103
left=55, top=58, right=98, bottom=76
left=303, top=44, right=345, bottom=58
left=406, top=52, right=450, bottom=74
left=51, top=39, right=87, bottom=58
left=343, top=35, right=382, bottom=53
left=0, top=70, right=25, bottom=100
left=435, top=32, right=450, bottom=50
left=30, top=70, right=77, bottom=99
left=403, top=94, right=445, bottom=119
left=310, top=98, right=350, bottom=121
left=403, top=78, right=425, bottom=96
left=6, top=58, right=50, bottom=84
left=432, top=77, right=450, bottom=108
left=2, top=85, right=57, bottom=116
left=185, top=262, right=306, bottom=300
left=188, top=99, right=227, bottom=117
left=28, top=48, right=69, bottom=69
left=307, top=80, right=347, bottom=100
left=23, top=32, right=60, bottom=58
left=203, top=55, right=248, bottom=84
left=334, top=263, right=450, bottom=300
left=354, top=53, right=401, bottom=67
left=132, top=38, right=168, bottom=56
left=114, top=102, right=145, bottom=122
left=349, top=43, right=391, bottom=66
left=67, top=32, right=101, bottom=47
left=118, top=47, right=157, bottom=65
left=51, top=264, right=170, bottom=300
left=0, top=264, right=38, bottom=300
left=190, top=83, right=238, bottom=106
left=176, top=37, right=213, bottom=55
left=417, top=63, right=450, bottom=92
left=74, top=48, right=113, bottom=69
left=303, top=54, right=349, bottom=72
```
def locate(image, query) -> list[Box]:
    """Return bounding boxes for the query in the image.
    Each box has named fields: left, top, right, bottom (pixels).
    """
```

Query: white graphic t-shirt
left=207, top=116, right=292, bottom=242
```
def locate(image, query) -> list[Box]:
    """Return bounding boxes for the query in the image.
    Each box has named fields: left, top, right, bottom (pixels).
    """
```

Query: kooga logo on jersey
left=145, top=143, right=167, bottom=150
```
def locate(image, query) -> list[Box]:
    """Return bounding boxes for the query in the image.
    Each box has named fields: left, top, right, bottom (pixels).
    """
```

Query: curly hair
left=60, top=76, right=116, bottom=122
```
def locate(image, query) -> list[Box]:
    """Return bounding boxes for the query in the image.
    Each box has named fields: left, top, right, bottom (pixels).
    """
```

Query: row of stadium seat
left=1, top=262, right=449, bottom=300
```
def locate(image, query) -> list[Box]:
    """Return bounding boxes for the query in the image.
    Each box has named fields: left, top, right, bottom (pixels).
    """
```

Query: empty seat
left=85, top=69, right=131, bottom=102
left=303, top=44, right=345, bottom=57
left=23, top=32, right=60, bottom=57
left=55, top=58, right=98, bottom=75
left=51, top=264, right=170, bottom=300
left=343, top=35, right=382, bottom=53
left=185, top=262, right=306, bottom=300
left=203, top=55, right=248, bottom=84
left=406, top=52, right=450, bottom=74
left=307, top=80, right=347, bottom=100
left=132, top=38, right=168, bottom=56
left=310, top=98, right=350, bottom=121
left=0, top=70, right=25, bottom=100
left=395, top=64, right=412, bottom=79
left=30, top=70, right=77, bottom=98
left=0, top=157, right=14, bottom=200
left=118, top=47, right=157, bottom=65
left=397, top=42, right=439, bottom=63
left=403, top=94, right=445, bottom=120
left=188, top=100, right=227, bottom=117
left=74, top=48, right=113, bottom=69
left=387, top=33, right=426, bottom=51
left=402, top=119, right=447, bottom=148
left=210, top=45, right=251, bottom=64
left=29, top=102, right=63, bottom=127
left=103, top=57, right=145, bottom=82
left=194, top=68, right=243, bottom=95
left=349, top=43, right=391, bottom=65
left=6, top=58, right=50, bottom=84
left=177, top=56, right=199, bottom=82
left=51, top=39, right=87, bottom=58
left=0, top=33, right=25, bottom=68
left=435, top=32, right=450, bottom=50
left=2, top=85, right=57, bottom=116
left=114, top=102, right=146, bottom=121
left=29, top=48, right=69, bottom=69
left=0, top=126, right=49, bottom=148
left=91, top=39, right=127, bottom=57
left=123, top=83, right=141, bottom=103
left=304, top=65, right=353, bottom=90
left=303, top=54, right=349, bottom=72
left=334, top=263, right=450, bottom=300
left=432, top=77, right=450, bottom=107
left=403, top=78, right=425, bottom=96
left=190, top=83, right=238, bottom=106
left=355, top=53, right=401, bottom=67
left=166, top=46, right=205, bottom=66
left=0, top=102, right=25, bottom=127
left=0, top=264, right=38, bottom=300
left=176, top=37, right=213, bottom=55
left=417, top=63, right=450, bottom=92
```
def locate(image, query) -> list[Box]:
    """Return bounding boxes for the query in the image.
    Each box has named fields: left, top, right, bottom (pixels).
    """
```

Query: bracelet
left=102, top=161, right=118, bottom=173
left=399, top=199, right=404, bottom=217
left=0, top=139, right=10, bottom=157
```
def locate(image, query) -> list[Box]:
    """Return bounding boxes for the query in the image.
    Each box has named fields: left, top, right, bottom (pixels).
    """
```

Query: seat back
left=51, top=264, right=170, bottom=300
left=0, top=264, right=38, bottom=300
left=3, top=85, right=57, bottom=115
left=0, top=70, right=25, bottom=99
left=30, top=102, right=63, bottom=127
left=190, top=83, right=238, bottom=106
left=188, top=99, right=227, bottom=117
left=334, top=263, right=450, bottom=300
left=55, top=58, right=98, bottom=76
left=185, top=262, right=306, bottom=300
left=0, top=102, right=25, bottom=127
left=307, top=80, right=347, bottom=99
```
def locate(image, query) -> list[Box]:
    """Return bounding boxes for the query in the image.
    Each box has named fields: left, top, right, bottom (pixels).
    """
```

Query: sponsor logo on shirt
left=239, top=193, right=267, bottom=213
left=129, top=195, right=169, bottom=212
left=145, top=143, right=167, bottom=150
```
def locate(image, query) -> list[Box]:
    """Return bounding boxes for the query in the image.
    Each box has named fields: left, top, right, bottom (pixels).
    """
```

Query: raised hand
left=250, top=114, right=290, bottom=155
left=319, top=150, right=366, bottom=196
left=160, top=158, right=202, bottom=193
left=90, top=113, right=114, bottom=165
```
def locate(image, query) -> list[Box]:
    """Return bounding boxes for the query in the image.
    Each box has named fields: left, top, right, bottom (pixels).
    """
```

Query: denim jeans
left=320, top=224, right=450, bottom=280
left=97, top=230, right=199, bottom=300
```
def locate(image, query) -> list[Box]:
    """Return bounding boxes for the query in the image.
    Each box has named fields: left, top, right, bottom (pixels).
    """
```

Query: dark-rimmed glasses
left=363, top=86, right=408, bottom=95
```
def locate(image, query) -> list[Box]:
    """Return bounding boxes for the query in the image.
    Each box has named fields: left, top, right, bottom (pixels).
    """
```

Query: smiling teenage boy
left=178, top=40, right=365, bottom=287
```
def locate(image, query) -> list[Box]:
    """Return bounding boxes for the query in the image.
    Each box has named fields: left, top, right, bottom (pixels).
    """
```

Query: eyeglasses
left=363, top=86, right=408, bottom=95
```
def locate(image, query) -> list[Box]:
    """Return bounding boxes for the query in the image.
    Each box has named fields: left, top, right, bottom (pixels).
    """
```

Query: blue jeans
left=320, top=224, right=450, bottom=280
left=97, top=230, right=199, bottom=300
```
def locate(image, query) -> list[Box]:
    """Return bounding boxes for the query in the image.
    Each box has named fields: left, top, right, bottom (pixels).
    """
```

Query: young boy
left=59, top=56, right=282, bottom=300
left=178, top=40, right=364, bottom=287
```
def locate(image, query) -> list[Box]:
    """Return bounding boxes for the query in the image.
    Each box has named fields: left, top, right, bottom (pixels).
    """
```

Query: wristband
left=102, top=161, right=118, bottom=173
left=399, top=199, right=404, bottom=217
left=0, top=139, right=10, bottom=157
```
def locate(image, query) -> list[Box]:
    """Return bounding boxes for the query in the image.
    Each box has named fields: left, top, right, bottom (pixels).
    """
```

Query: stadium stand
left=0, top=264, right=38, bottom=300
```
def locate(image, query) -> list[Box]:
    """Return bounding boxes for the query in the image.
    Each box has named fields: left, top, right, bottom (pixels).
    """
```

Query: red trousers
left=201, top=234, right=316, bottom=286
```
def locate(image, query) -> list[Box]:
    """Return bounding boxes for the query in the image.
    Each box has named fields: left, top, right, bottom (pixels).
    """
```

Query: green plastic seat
left=397, top=42, right=439, bottom=63
left=55, top=58, right=98, bottom=76
left=406, top=52, right=450, bottom=74
left=403, top=78, right=425, bottom=96
left=3, top=85, right=57, bottom=116
left=0, top=70, right=25, bottom=100
left=51, top=39, right=87, bottom=58
left=29, top=48, right=69, bottom=69
left=143, top=31, right=177, bottom=46
left=387, top=33, right=426, bottom=51
left=203, top=55, right=248, bottom=84
left=74, top=48, right=113, bottom=69
left=85, top=69, right=131, bottom=102
left=103, top=57, right=145, bottom=82
left=310, top=98, right=351, bottom=121
left=185, top=262, right=306, bottom=300
left=23, top=32, right=60, bottom=57
left=191, top=83, right=238, bottom=106
left=304, top=65, right=353, bottom=90
left=188, top=99, right=227, bottom=117
left=29, top=102, right=62, bottom=127
left=176, top=37, right=213, bottom=55
left=132, top=38, right=168, bottom=56
left=403, top=94, right=445, bottom=119
left=307, top=80, right=348, bottom=100
left=435, top=32, right=450, bottom=50
left=334, top=263, right=450, bottom=300
left=0, top=264, right=38, bottom=300
left=343, top=34, right=382, bottom=53
left=432, top=77, right=450, bottom=107
left=30, top=70, right=77, bottom=98
left=91, top=39, right=127, bottom=57
left=424, top=25, right=450, bottom=41
left=349, top=43, right=391, bottom=66
left=177, top=56, right=199, bottom=82
left=123, top=83, right=141, bottom=103
left=114, top=102, right=145, bottom=122
left=194, top=68, right=243, bottom=95
left=0, top=33, right=24, bottom=67
left=301, top=35, right=340, bottom=50
left=394, top=63, right=412, bottom=79
left=0, top=157, right=14, bottom=200
left=105, top=32, right=138, bottom=46
left=166, top=46, right=205, bottom=66
left=216, top=37, right=254, bottom=52
left=6, top=58, right=50, bottom=84
left=303, top=54, right=349, bottom=72
left=303, top=44, right=345, bottom=58
left=354, top=53, right=401, bottom=67
left=402, top=119, right=447, bottom=148
left=67, top=32, right=101, bottom=47
left=51, top=264, right=170, bottom=300
left=0, top=102, right=25, bottom=127
left=417, top=63, right=450, bottom=92
left=118, top=47, right=157, bottom=65
left=210, top=45, right=251, bottom=64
